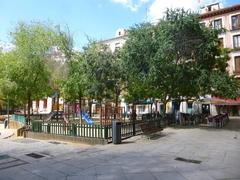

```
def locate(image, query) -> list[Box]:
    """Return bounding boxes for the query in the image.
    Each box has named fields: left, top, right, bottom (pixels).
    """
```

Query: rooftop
left=200, top=3, right=240, bottom=19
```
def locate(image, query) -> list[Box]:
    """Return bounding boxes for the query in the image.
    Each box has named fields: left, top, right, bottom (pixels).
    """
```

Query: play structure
left=92, top=104, right=126, bottom=125
left=38, top=99, right=127, bottom=126
left=82, top=112, right=93, bottom=125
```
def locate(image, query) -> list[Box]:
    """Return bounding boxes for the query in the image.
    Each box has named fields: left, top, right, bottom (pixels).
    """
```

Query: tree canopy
left=0, top=22, right=70, bottom=120
left=122, top=9, right=239, bottom=107
left=0, top=9, right=239, bottom=118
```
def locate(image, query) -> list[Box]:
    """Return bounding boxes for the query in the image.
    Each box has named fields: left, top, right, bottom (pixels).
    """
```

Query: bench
left=140, top=122, right=163, bottom=139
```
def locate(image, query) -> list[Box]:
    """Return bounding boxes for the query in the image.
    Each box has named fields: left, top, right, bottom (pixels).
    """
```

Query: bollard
left=47, top=123, right=51, bottom=133
left=112, top=120, right=121, bottom=144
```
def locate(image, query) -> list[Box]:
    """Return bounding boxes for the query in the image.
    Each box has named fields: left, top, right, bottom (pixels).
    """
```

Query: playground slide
left=82, top=112, right=94, bottom=125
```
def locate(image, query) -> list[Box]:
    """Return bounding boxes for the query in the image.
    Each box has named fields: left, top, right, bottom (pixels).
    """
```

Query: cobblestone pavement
left=0, top=119, right=240, bottom=180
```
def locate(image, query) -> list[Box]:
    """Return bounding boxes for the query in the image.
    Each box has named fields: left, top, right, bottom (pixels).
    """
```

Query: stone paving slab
left=0, top=129, right=15, bottom=139
left=0, top=125, right=239, bottom=180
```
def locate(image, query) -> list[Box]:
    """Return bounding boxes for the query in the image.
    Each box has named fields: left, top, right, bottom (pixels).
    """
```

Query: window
left=234, top=56, right=240, bottom=73
left=115, top=42, right=120, bottom=50
left=43, top=99, right=47, bottom=109
left=233, top=35, right=240, bottom=49
left=213, top=19, right=222, bottom=29
left=232, top=14, right=240, bottom=30
left=218, top=38, right=224, bottom=49
left=207, top=6, right=212, bottom=12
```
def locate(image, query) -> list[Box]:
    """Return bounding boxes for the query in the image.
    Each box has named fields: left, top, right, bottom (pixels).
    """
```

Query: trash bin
left=112, top=120, right=121, bottom=144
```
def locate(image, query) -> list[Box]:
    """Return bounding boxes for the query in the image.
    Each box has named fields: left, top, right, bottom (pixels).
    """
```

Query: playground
left=58, top=102, right=127, bottom=125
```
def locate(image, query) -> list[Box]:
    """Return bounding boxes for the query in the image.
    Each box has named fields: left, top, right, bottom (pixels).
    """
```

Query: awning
left=210, top=97, right=240, bottom=105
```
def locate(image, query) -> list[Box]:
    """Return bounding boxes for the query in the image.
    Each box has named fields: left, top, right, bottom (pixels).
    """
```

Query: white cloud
left=111, top=0, right=149, bottom=12
left=148, top=0, right=225, bottom=22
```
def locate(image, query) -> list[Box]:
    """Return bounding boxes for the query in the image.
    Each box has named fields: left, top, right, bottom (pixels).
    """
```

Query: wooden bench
left=140, top=122, right=163, bottom=139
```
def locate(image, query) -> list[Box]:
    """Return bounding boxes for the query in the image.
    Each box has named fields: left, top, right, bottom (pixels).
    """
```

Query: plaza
left=0, top=118, right=239, bottom=180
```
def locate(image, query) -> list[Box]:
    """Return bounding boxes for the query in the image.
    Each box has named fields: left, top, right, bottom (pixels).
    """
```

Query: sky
left=0, top=0, right=239, bottom=49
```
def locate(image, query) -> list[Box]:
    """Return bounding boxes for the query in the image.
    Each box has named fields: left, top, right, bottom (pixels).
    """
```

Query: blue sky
left=0, top=0, right=239, bottom=49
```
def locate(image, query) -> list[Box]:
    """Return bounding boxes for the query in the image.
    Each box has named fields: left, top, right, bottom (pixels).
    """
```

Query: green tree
left=84, top=42, right=115, bottom=102
left=83, top=41, right=125, bottom=119
left=0, top=52, right=21, bottom=112
left=61, top=52, right=89, bottom=120
left=4, top=22, right=63, bottom=122
left=121, top=23, right=156, bottom=103
left=46, top=26, right=73, bottom=120
left=122, top=9, right=239, bottom=113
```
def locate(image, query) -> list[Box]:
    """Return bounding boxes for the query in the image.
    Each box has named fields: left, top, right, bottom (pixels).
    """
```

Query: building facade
left=200, top=3, right=240, bottom=76
left=101, top=3, right=240, bottom=116
left=100, top=28, right=128, bottom=52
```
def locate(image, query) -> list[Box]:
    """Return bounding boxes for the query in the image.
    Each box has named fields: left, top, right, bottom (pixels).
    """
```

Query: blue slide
left=82, top=112, right=94, bottom=125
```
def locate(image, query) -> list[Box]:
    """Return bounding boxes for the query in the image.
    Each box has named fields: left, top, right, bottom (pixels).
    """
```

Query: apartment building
left=198, top=3, right=240, bottom=116
left=101, top=28, right=128, bottom=52
left=200, top=3, right=240, bottom=75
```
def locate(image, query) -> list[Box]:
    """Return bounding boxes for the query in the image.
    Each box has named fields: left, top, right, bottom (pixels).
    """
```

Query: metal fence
left=32, top=121, right=110, bottom=139
left=31, top=117, right=165, bottom=143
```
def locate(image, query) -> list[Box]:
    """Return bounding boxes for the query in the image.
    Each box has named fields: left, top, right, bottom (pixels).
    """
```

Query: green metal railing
left=11, top=114, right=26, bottom=125
left=31, top=116, right=165, bottom=143
left=31, top=121, right=111, bottom=140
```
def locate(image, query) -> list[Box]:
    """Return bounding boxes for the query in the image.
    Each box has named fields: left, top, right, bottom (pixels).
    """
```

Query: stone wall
left=26, top=131, right=109, bottom=145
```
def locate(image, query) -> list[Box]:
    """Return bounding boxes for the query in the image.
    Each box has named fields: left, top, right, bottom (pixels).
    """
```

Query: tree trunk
left=114, top=91, right=119, bottom=119
left=12, top=104, right=15, bottom=115
left=88, top=98, right=92, bottom=117
left=155, top=100, right=158, bottom=113
left=56, top=92, right=59, bottom=121
left=74, top=101, right=76, bottom=118
left=67, top=103, right=70, bottom=121
left=79, top=95, right=82, bottom=121
left=24, top=104, right=26, bottom=117
left=132, top=102, right=137, bottom=121
left=162, top=101, right=168, bottom=126
left=27, top=94, right=31, bottom=125
left=100, top=101, right=102, bottom=125
left=150, top=103, right=153, bottom=115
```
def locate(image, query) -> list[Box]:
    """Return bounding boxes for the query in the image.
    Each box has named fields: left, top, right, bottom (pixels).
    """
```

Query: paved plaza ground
left=0, top=119, right=240, bottom=180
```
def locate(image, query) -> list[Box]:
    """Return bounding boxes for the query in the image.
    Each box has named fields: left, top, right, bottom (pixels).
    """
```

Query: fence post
left=47, top=123, right=51, bottom=133
left=133, top=118, right=136, bottom=136
left=72, top=124, right=77, bottom=136
left=104, top=125, right=108, bottom=139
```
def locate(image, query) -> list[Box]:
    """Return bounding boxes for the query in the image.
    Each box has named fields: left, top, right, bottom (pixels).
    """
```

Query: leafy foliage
left=122, top=8, right=239, bottom=105
left=0, top=22, right=67, bottom=120
left=61, top=53, right=88, bottom=102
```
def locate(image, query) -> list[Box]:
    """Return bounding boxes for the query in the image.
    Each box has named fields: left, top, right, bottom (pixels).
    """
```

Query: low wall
left=9, top=120, right=24, bottom=129
left=25, top=131, right=108, bottom=145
